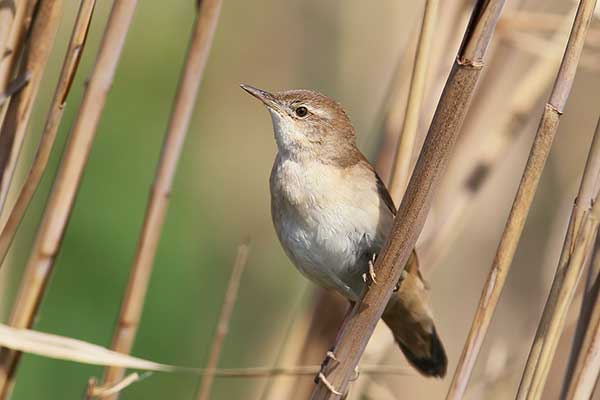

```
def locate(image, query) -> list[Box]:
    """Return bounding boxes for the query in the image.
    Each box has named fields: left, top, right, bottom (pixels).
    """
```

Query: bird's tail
left=381, top=251, right=447, bottom=378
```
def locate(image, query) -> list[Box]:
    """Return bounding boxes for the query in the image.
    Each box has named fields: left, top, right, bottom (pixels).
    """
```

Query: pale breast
left=270, top=155, right=394, bottom=300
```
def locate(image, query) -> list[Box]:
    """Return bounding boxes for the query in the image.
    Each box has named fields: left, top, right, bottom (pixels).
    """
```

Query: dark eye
left=295, top=106, right=308, bottom=117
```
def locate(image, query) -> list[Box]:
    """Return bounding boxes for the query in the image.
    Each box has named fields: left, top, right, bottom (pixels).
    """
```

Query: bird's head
left=241, top=84, right=358, bottom=165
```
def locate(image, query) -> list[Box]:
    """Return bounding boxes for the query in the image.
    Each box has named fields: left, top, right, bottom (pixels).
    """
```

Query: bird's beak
left=240, top=84, right=284, bottom=114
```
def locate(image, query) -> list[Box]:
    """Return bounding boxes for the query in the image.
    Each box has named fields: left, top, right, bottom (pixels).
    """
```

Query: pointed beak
left=240, top=84, right=283, bottom=113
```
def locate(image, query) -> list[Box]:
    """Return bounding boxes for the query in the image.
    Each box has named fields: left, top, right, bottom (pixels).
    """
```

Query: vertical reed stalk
left=562, top=233, right=600, bottom=399
left=447, top=1, right=597, bottom=398
left=517, top=114, right=600, bottom=400
left=0, top=1, right=15, bottom=61
left=0, top=0, right=96, bottom=268
left=310, top=1, right=506, bottom=398
left=389, top=0, right=438, bottom=202
left=0, top=0, right=64, bottom=213
left=562, top=124, right=600, bottom=398
left=514, top=3, right=599, bottom=399
left=421, top=12, right=573, bottom=272
left=196, top=243, right=250, bottom=400
left=0, top=0, right=37, bottom=99
left=101, top=1, right=223, bottom=397
left=0, top=1, right=139, bottom=397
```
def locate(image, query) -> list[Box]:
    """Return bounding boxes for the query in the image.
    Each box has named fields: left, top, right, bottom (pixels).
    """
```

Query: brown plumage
left=241, top=84, right=447, bottom=378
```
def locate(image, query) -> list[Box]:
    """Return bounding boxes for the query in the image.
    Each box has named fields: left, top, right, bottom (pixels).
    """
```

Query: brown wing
left=376, top=172, right=397, bottom=216
left=354, top=152, right=397, bottom=216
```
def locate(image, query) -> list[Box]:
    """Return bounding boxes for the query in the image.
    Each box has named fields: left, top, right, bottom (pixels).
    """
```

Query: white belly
left=270, top=156, right=393, bottom=301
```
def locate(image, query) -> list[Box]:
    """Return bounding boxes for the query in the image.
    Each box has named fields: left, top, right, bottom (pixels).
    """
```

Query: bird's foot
left=317, top=372, right=343, bottom=396
left=362, top=254, right=378, bottom=286
left=326, top=350, right=339, bottom=363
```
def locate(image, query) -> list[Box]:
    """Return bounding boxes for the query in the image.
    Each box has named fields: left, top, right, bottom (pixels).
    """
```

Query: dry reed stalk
left=258, top=283, right=309, bottom=400
left=376, top=0, right=470, bottom=184
left=0, top=1, right=16, bottom=64
left=421, top=15, right=572, bottom=272
left=196, top=243, right=250, bottom=400
left=517, top=116, right=600, bottom=399
left=373, top=29, right=418, bottom=184
left=447, top=1, right=597, bottom=398
left=0, top=0, right=37, bottom=98
left=562, top=242, right=600, bottom=399
left=561, top=120, right=600, bottom=399
left=0, top=0, right=96, bottom=268
left=518, top=210, right=599, bottom=399
left=0, top=0, right=65, bottom=213
left=101, top=1, right=223, bottom=396
left=510, top=0, right=596, bottom=399
left=503, top=30, right=600, bottom=73
left=310, top=1, right=506, bottom=398
left=0, top=0, right=140, bottom=397
left=388, top=0, right=439, bottom=201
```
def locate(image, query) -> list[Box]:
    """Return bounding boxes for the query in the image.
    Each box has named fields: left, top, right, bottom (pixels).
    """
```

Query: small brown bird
left=241, top=84, right=447, bottom=377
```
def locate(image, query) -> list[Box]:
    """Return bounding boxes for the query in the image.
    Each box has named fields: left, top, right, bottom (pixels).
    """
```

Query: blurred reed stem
left=0, top=2, right=14, bottom=60
left=561, top=117, right=600, bottom=400
left=101, top=1, right=223, bottom=397
left=0, top=0, right=96, bottom=269
left=389, top=0, right=438, bottom=202
left=519, top=208, right=599, bottom=399
left=447, top=1, right=597, bottom=398
left=0, top=0, right=139, bottom=397
left=0, top=0, right=37, bottom=97
left=0, top=0, right=64, bottom=214
left=311, top=1, right=506, bottom=398
left=513, top=2, right=600, bottom=399
left=196, top=242, right=250, bottom=400
left=421, top=12, right=573, bottom=274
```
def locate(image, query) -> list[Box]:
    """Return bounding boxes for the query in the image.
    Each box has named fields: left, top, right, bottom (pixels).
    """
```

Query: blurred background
left=0, top=0, right=599, bottom=399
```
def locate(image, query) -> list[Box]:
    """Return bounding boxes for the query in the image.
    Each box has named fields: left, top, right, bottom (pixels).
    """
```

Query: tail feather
left=381, top=251, right=447, bottom=377
left=396, top=327, right=447, bottom=377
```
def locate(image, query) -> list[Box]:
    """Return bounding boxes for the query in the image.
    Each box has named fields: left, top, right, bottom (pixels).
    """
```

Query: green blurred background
left=1, top=0, right=599, bottom=399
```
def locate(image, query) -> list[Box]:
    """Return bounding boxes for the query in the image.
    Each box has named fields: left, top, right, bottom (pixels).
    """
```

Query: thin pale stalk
left=522, top=117, right=600, bottom=399
left=0, top=1, right=15, bottom=61
left=0, top=0, right=140, bottom=397
left=0, top=0, right=64, bottom=214
left=258, top=283, right=309, bottom=400
left=421, top=12, right=572, bottom=272
left=310, top=1, right=506, bottom=398
left=0, top=0, right=96, bottom=265
left=0, top=0, right=96, bottom=269
left=520, top=210, right=599, bottom=399
left=511, top=2, right=600, bottom=398
left=196, top=243, right=250, bottom=400
left=446, top=0, right=597, bottom=397
left=101, top=1, right=223, bottom=397
left=563, top=119, right=600, bottom=396
left=563, top=244, right=600, bottom=399
left=0, top=0, right=37, bottom=94
left=389, top=0, right=439, bottom=202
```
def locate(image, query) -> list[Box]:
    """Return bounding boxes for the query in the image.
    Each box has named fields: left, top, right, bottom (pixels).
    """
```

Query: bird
left=241, top=84, right=447, bottom=378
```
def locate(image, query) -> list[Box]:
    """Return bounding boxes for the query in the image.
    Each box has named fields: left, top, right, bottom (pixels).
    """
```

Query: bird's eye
left=295, top=106, right=308, bottom=118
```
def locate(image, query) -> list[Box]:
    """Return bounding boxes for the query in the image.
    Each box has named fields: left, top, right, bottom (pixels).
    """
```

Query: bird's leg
left=362, top=253, right=378, bottom=286
left=316, top=372, right=343, bottom=396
